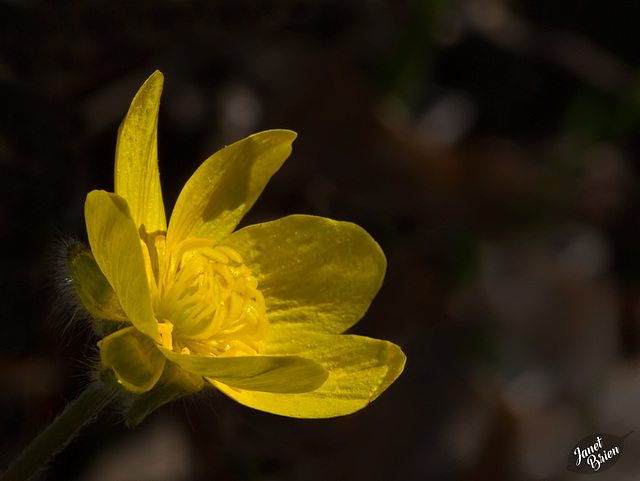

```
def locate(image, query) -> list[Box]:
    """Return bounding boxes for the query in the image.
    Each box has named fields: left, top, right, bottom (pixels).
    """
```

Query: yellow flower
left=72, top=71, right=405, bottom=419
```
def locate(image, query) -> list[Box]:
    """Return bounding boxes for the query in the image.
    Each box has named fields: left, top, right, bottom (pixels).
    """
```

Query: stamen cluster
left=149, top=239, right=268, bottom=357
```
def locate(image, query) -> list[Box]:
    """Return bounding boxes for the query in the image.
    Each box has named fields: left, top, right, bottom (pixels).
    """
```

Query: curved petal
left=222, top=215, right=386, bottom=334
left=159, top=347, right=328, bottom=393
left=166, top=130, right=296, bottom=248
left=211, top=328, right=406, bottom=418
left=85, top=190, right=160, bottom=341
left=98, top=326, right=166, bottom=394
left=115, top=70, right=166, bottom=234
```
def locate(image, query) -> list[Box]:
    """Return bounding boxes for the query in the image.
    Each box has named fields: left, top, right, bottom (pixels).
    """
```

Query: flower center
left=152, top=238, right=268, bottom=357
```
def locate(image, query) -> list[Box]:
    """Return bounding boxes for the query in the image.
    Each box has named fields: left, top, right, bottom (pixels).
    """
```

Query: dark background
left=2, top=1, right=640, bottom=479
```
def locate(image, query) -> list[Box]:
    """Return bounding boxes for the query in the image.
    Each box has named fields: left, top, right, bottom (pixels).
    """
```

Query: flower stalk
left=1, top=383, right=112, bottom=481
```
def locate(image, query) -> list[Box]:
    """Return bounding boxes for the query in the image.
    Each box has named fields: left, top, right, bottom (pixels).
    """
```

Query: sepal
left=125, top=361, right=204, bottom=427
left=67, top=243, right=128, bottom=329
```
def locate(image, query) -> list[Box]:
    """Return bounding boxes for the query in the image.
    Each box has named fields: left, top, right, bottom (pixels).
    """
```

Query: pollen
left=154, top=241, right=268, bottom=357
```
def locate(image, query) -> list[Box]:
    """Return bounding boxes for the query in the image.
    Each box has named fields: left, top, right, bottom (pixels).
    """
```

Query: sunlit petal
left=222, top=215, right=386, bottom=334
left=115, top=70, right=166, bottom=234
left=212, top=327, right=406, bottom=417
left=85, top=190, right=159, bottom=341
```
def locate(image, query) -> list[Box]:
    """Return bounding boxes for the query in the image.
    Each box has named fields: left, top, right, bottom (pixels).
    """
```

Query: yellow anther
left=155, top=241, right=268, bottom=357
left=215, top=245, right=245, bottom=264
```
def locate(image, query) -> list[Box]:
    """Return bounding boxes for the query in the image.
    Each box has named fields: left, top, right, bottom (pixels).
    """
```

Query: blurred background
left=2, top=0, right=640, bottom=479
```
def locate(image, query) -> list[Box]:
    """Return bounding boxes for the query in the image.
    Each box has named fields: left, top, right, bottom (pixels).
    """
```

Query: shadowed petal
left=159, top=347, right=328, bottom=393
left=167, top=130, right=296, bottom=248
left=99, top=326, right=166, bottom=394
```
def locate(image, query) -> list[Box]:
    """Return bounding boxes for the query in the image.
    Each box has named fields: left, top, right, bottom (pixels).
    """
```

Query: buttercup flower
left=69, top=71, right=405, bottom=420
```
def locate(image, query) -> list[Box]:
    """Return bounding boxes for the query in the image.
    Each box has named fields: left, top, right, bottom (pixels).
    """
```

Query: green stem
left=1, top=382, right=112, bottom=481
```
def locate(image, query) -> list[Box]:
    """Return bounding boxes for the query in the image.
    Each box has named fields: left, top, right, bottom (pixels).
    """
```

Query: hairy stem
left=1, top=382, right=112, bottom=481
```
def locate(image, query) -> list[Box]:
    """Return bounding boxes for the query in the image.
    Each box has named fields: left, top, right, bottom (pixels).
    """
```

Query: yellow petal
left=166, top=130, right=296, bottom=248
left=222, top=215, right=386, bottom=334
left=159, top=347, right=328, bottom=393
left=98, top=326, right=166, bottom=394
left=115, top=70, right=166, bottom=234
left=85, top=190, right=160, bottom=341
left=211, top=328, right=405, bottom=418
